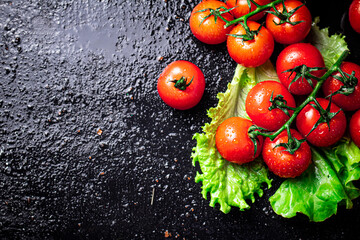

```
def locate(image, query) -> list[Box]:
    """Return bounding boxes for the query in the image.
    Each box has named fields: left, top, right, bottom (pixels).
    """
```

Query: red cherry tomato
left=266, top=0, right=312, bottom=45
left=349, top=0, right=360, bottom=34
left=296, top=98, right=347, bottom=147
left=262, top=129, right=312, bottom=178
left=276, top=43, right=326, bottom=95
left=157, top=60, right=205, bottom=110
left=350, top=109, right=360, bottom=148
left=246, top=80, right=296, bottom=131
left=215, top=117, right=263, bottom=165
left=227, top=21, right=274, bottom=67
left=322, top=62, right=360, bottom=111
left=225, top=0, right=271, bottom=21
left=189, top=0, right=234, bottom=45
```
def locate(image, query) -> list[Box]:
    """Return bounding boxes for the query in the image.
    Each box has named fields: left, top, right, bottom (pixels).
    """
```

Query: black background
left=1, top=0, right=360, bottom=239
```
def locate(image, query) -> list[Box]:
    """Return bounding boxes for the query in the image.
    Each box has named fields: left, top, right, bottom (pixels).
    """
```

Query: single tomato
left=349, top=0, right=360, bottom=34
left=189, top=0, right=234, bottom=45
left=322, top=61, right=360, bottom=111
left=276, top=43, right=326, bottom=95
left=349, top=110, right=360, bottom=148
left=296, top=98, right=346, bottom=147
left=157, top=60, right=205, bottom=110
left=350, top=109, right=360, bottom=148
left=227, top=21, right=274, bottom=67
left=262, top=129, right=311, bottom=178
left=215, top=117, right=263, bottom=164
left=225, top=0, right=271, bottom=21
left=266, top=0, right=312, bottom=45
left=245, top=80, right=296, bottom=131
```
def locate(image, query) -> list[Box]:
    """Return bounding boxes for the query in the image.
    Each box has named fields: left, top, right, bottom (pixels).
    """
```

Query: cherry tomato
left=276, top=43, right=326, bottom=95
left=157, top=60, right=205, bottom=110
left=189, top=0, right=234, bottom=45
left=262, top=129, right=311, bottom=178
left=350, top=109, right=360, bottom=148
left=225, top=0, right=271, bottom=21
left=296, top=98, right=346, bottom=147
left=227, top=21, right=274, bottom=67
left=322, top=62, right=360, bottom=111
left=266, top=0, right=312, bottom=45
left=215, top=117, right=263, bottom=165
left=245, top=80, right=296, bottom=131
left=349, top=0, right=360, bottom=34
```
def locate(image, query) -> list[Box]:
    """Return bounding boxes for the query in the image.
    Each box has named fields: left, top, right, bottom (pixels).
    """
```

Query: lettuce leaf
left=191, top=62, right=277, bottom=213
left=270, top=140, right=360, bottom=222
left=306, top=17, right=349, bottom=68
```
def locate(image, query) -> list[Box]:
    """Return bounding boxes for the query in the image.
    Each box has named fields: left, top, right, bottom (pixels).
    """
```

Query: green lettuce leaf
left=191, top=62, right=277, bottom=213
left=306, top=17, right=349, bottom=68
left=270, top=140, right=360, bottom=222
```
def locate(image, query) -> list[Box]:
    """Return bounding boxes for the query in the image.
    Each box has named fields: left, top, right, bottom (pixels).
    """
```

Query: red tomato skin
left=245, top=81, right=296, bottom=131
left=262, top=129, right=311, bottom=178
left=276, top=43, right=326, bottom=95
left=296, top=98, right=346, bottom=147
left=215, top=117, right=263, bottom=164
left=227, top=21, right=274, bottom=68
left=225, top=0, right=271, bottom=21
left=349, top=0, right=360, bottom=34
left=189, top=1, right=234, bottom=45
left=350, top=109, right=360, bottom=148
left=157, top=60, right=205, bottom=110
left=266, top=0, right=312, bottom=45
left=322, top=62, right=360, bottom=111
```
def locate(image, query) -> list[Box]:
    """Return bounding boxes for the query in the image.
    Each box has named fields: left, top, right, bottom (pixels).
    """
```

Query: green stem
left=255, top=50, right=349, bottom=141
left=225, top=0, right=283, bottom=28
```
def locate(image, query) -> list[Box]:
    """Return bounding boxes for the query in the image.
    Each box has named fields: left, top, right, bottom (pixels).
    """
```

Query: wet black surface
left=1, top=0, right=360, bottom=239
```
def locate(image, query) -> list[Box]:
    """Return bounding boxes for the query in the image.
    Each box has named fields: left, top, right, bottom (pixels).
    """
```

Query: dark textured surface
left=1, top=0, right=360, bottom=239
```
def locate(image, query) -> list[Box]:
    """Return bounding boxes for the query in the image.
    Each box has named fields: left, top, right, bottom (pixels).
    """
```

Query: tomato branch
left=225, top=0, right=283, bottom=28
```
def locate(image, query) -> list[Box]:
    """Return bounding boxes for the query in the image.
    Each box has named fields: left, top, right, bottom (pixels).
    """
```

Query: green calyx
left=268, top=92, right=296, bottom=117
left=227, top=22, right=264, bottom=41
left=329, top=70, right=358, bottom=97
left=170, top=76, right=193, bottom=90
left=306, top=98, right=341, bottom=137
left=284, top=64, right=325, bottom=90
left=266, top=0, right=305, bottom=26
left=196, top=6, right=235, bottom=26
left=274, top=128, right=306, bottom=154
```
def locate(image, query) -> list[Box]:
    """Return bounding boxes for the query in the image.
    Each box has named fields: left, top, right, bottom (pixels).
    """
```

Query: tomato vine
left=225, top=0, right=284, bottom=28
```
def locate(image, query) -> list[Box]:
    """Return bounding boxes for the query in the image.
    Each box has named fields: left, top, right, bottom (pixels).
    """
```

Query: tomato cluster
left=157, top=0, right=360, bottom=179
left=189, top=0, right=312, bottom=67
